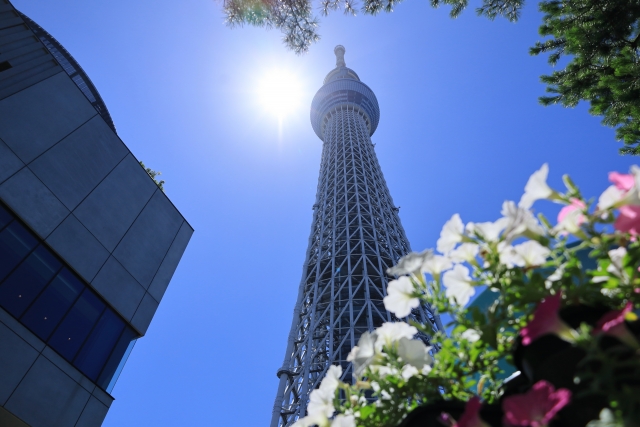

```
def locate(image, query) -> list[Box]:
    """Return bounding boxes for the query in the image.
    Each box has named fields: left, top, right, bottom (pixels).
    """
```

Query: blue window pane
left=0, top=245, right=61, bottom=318
left=49, top=290, right=105, bottom=361
left=0, top=205, right=12, bottom=230
left=20, top=268, right=83, bottom=341
left=74, top=310, right=125, bottom=381
left=98, top=327, right=137, bottom=390
left=0, top=222, right=38, bottom=282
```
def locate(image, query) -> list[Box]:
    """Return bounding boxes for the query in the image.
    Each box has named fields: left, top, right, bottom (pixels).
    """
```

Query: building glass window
left=99, top=327, right=137, bottom=391
left=74, top=309, right=125, bottom=381
left=0, top=203, right=139, bottom=392
left=50, top=289, right=106, bottom=360
left=0, top=245, right=61, bottom=318
left=0, top=221, right=38, bottom=282
left=21, top=267, right=82, bottom=340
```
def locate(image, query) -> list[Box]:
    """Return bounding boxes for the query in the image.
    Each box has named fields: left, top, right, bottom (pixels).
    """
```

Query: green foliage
left=531, top=0, right=640, bottom=155
left=223, top=0, right=319, bottom=54
left=139, top=161, right=165, bottom=191
left=294, top=167, right=640, bottom=427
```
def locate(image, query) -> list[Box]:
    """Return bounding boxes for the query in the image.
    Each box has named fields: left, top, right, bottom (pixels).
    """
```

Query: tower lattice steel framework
left=270, top=46, right=442, bottom=427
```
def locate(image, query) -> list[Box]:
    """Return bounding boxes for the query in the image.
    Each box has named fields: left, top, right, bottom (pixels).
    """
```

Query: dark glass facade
left=0, top=203, right=137, bottom=391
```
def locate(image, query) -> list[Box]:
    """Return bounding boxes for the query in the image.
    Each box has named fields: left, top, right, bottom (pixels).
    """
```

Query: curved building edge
left=17, top=10, right=117, bottom=133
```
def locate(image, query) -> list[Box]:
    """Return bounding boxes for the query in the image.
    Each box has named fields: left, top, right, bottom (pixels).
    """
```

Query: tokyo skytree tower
left=270, top=46, right=442, bottom=427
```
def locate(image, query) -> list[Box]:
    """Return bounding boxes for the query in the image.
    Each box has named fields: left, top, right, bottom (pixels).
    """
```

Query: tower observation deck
left=270, top=46, right=442, bottom=427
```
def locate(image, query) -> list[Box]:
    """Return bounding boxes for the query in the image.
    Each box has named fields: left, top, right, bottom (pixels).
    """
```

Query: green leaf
left=359, top=404, right=375, bottom=420
left=479, top=324, right=498, bottom=349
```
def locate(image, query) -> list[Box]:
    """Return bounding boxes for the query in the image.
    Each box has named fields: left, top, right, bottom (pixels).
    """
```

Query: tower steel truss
left=270, top=46, right=442, bottom=427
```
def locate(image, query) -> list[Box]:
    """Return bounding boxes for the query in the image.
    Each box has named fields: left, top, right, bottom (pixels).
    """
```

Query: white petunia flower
left=375, top=322, right=418, bottom=352
left=442, top=264, right=475, bottom=306
left=449, top=243, right=479, bottom=264
left=598, top=185, right=625, bottom=211
left=331, top=415, right=356, bottom=427
left=460, top=329, right=481, bottom=342
left=308, top=366, right=342, bottom=417
left=346, top=346, right=359, bottom=362
left=466, top=218, right=509, bottom=242
left=513, top=240, right=551, bottom=267
left=292, top=414, right=329, bottom=427
left=384, top=276, right=419, bottom=318
left=370, top=365, right=398, bottom=377
left=598, top=166, right=640, bottom=210
left=308, top=387, right=336, bottom=418
left=519, top=163, right=556, bottom=209
left=437, top=214, right=465, bottom=254
left=498, top=243, right=521, bottom=268
left=401, top=364, right=419, bottom=380
left=371, top=381, right=380, bottom=392
left=349, top=332, right=377, bottom=377
left=501, top=200, right=545, bottom=240
left=380, top=390, right=392, bottom=400
left=397, top=337, right=433, bottom=369
left=318, top=365, right=342, bottom=393
left=545, top=264, right=566, bottom=289
left=421, top=254, right=453, bottom=276
left=586, top=408, right=615, bottom=427
left=607, top=247, right=628, bottom=279
left=386, top=249, right=433, bottom=276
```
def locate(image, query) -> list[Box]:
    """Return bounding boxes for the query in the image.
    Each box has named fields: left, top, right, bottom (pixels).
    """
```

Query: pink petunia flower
left=439, top=397, right=489, bottom=427
left=520, top=294, right=576, bottom=346
left=609, top=172, right=635, bottom=191
left=593, top=302, right=640, bottom=349
left=502, top=380, right=571, bottom=427
left=557, top=199, right=586, bottom=224
left=556, top=199, right=587, bottom=235
left=614, top=205, right=640, bottom=236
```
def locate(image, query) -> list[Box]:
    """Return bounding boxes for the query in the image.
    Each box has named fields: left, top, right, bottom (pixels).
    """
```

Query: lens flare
left=257, top=69, right=303, bottom=118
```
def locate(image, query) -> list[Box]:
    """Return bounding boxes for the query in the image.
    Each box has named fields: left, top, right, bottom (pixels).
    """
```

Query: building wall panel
left=148, top=220, right=193, bottom=302
left=45, top=215, right=110, bottom=282
left=0, top=168, right=69, bottom=238
left=130, top=292, right=159, bottom=335
left=0, top=322, right=38, bottom=405
left=73, top=153, right=157, bottom=252
left=0, top=72, right=96, bottom=163
left=4, top=356, right=91, bottom=427
left=0, top=138, right=23, bottom=184
left=0, top=2, right=62, bottom=101
left=74, top=397, right=109, bottom=427
left=29, top=116, right=128, bottom=211
left=113, top=190, right=184, bottom=288
left=0, top=307, right=113, bottom=427
left=91, top=256, right=146, bottom=321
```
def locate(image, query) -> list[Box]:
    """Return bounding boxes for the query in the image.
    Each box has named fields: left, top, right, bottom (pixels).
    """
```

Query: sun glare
left=257, top=69, right=303, bottom=118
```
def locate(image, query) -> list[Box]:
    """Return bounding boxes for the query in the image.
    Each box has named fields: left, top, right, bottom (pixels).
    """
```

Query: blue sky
left=11, top=0, right=640, bottom=425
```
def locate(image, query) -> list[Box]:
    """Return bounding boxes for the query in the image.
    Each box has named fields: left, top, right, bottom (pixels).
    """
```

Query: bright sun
left=257, top=69, right=303, bottom=118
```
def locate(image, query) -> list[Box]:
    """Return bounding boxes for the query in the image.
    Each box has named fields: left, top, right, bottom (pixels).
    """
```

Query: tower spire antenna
left=334, top=45, right=346, bottom=68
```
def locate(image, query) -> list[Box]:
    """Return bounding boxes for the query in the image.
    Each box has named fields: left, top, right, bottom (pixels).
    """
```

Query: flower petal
left=519, top=164, right=553, bottom=209
left=437, top=214, right=464, bottom=254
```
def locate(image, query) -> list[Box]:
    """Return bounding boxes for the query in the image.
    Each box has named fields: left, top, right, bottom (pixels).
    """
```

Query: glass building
left=270, top=46, right=442, bottom=427
left=0, top=2, right=192, bottom=426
